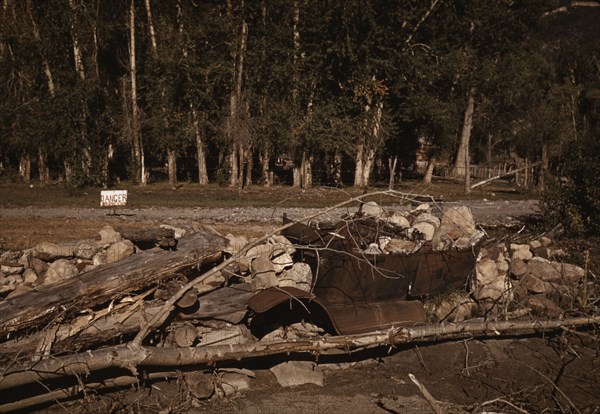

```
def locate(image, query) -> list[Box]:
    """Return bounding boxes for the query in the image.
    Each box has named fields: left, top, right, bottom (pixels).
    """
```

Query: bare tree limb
left=2, top=316, right=598, bottom=392
left=470, top=162, right=541, bottom=189
left=409, top=373, right=443, bottom=414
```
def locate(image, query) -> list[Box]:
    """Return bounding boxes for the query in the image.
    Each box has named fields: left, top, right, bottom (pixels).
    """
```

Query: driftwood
left=1, top=316, right=598, bottom=395
left=116, top=227, right=177, bottom=249
left=0, top=231, right=227, bottom=338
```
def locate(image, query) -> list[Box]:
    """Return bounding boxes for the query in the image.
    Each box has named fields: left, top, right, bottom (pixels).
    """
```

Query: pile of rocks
left=474, top=236, right=585, bottom=318
left=224, top=234, right=312, bottom=292
left=354, top=201, right=485, bottom=255
left=0, top=225, right=140, bottom=297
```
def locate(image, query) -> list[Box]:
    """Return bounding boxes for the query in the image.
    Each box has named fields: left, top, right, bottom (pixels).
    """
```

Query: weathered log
left=1, top=316, right=598, bottom=393
left=0, top=285, right=253, bottom=361
left=0, top=231, right=227, bottom=339
left=116, top=227, right=177, bottom=249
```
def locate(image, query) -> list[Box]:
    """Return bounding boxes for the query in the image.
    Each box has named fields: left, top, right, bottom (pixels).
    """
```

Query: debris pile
left=0, top=199, right=594, bottom=411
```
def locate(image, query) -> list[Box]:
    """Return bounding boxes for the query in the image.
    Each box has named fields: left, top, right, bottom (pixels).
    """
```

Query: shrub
left=541, top=141, right=600, bottom=236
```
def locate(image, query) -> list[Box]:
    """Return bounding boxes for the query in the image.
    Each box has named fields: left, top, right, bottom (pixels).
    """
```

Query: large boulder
left=99, top=225, right=122, bottom=245
left=412, top=222, right=435, bottom=241
left=385, top=212, right=411, bottom=229
left=32, top=242, right=74, bottom=261
left=105, top=240, right=135, bottom=263
left=361, top=201, right=385, bottom=218
left=269, top=361, right=324, bottom=388
left=279, top=262, right=313, bottom=291
left=475, top=257, right=512, bottom=304
left=441, top=206, right=476, bottom=239
left=44, top=259, right=79, bottom=284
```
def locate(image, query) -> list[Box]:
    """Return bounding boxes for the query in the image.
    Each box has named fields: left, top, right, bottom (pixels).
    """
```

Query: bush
left=541, top=142, right=600, bottom=236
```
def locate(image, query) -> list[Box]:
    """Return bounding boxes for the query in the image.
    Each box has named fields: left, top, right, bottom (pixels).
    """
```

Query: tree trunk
left=144, top=0, right=157, bottom=54
left=451, top=88, right=475, bottom=179
left=302, top=153, right=312, bottom=189
left=486, top=133, right=493, bottom=166
left=195, top=124, right=209, bottom=185
left=354, top=100, right=383, bottom=188
left=129, top=0, right=145, bottom=186
left=259, top=146, right=271, bottom=187
left=19, top=152, right=31, bottom=183
left=354, top=144, right=365, bottom=188
left=38, top=147, right=49, bottom=186
left=464, top=126, right=471, bottom=195
left=422, top=156, right=436, bottom=184
left=362, top=148, right=376, bottom=189
left=244, top=147, right=253, bottom=188
left=176, top=1, right=209, bottom=185
left=27, top=0, right=54, bottom=186
left=228, top=19, right=248, bottom=188
left=68, top=0, right=92, bottom=177
left=168, top=148, right=177, bottom=189
left=68, top=0, right=85, bottom=82
left=63, top=160, right=73, bottom=186
left=388, top=156, right=398, bottom=189
left=538, top=142, right=548, bottom=193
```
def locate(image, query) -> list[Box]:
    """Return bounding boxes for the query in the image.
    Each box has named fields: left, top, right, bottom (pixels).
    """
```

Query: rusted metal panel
left=248, top=217, right=480, bottom=335
left=247, top=286, right=426, bottom=335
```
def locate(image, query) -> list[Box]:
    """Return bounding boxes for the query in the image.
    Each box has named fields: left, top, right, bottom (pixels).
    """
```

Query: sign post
left=100, top=190, right=128, bottom=215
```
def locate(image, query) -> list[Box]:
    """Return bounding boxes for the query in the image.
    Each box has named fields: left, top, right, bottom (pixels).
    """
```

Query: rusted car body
left=248, top=216, right=481, bottom=335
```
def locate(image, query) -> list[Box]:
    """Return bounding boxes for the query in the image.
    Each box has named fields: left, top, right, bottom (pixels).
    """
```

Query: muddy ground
left=1, top=199, right=599, bottom=413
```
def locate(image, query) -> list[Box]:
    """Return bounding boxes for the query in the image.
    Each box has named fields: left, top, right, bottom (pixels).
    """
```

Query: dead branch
left=0, top=371, right=178, bottom=412
left=1, top=316, right=598, bottom=392
left=409, top=373, right=443, bottom=414
left=470, top=162, right=541, bottom=189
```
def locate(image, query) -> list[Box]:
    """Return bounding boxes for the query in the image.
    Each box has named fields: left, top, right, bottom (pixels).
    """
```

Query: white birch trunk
left=354, top=144, right=365, bottom=188
left=452, top=88, right=475, bottom=179
left=68, top=0, right=85, bottom=82
left=259, top=146, right=271, bottom=187
left=167, top=149, right=177, bottom=189
left=228, top=20, right=248, bottom=187
left=19, top=153, right=31, bottom=183
left=129, top=0, right=146, bottom=186
left=27, top=0, right=54, bottom=186
left=388, top=156, right=398, bottom=189
left=354, top=99, right=383, bottom=188
left=144, top=0, right=157, bottom=54
left=422, top=156, right=436, bottom=184
left=176, top=1, right=208, bottom=185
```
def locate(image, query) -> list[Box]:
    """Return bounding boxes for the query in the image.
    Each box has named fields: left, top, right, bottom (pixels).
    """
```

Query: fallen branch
left=0, top=371, right=178, bottom=413
left=409, top=373, right=443, bottom=414
left=470, top=162, right=541, bottom=189
left=1, top=316, right=598, bottom=392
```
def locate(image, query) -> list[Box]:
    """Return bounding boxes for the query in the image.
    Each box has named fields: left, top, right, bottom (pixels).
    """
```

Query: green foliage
left=541, top=139, right=600, bottom=236
left=0, top=0, right=597, bottom=189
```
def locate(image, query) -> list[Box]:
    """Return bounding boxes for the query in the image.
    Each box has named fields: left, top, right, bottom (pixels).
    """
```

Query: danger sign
left=100, top=190, right=128, bottom=207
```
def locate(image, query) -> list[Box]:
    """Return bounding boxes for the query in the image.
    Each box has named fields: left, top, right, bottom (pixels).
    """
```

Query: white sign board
left=100, top=190, right=128, bottom=207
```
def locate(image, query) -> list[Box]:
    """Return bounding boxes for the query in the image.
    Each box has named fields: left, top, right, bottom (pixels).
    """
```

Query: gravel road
left=0, top=199, right=538, bottom=226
